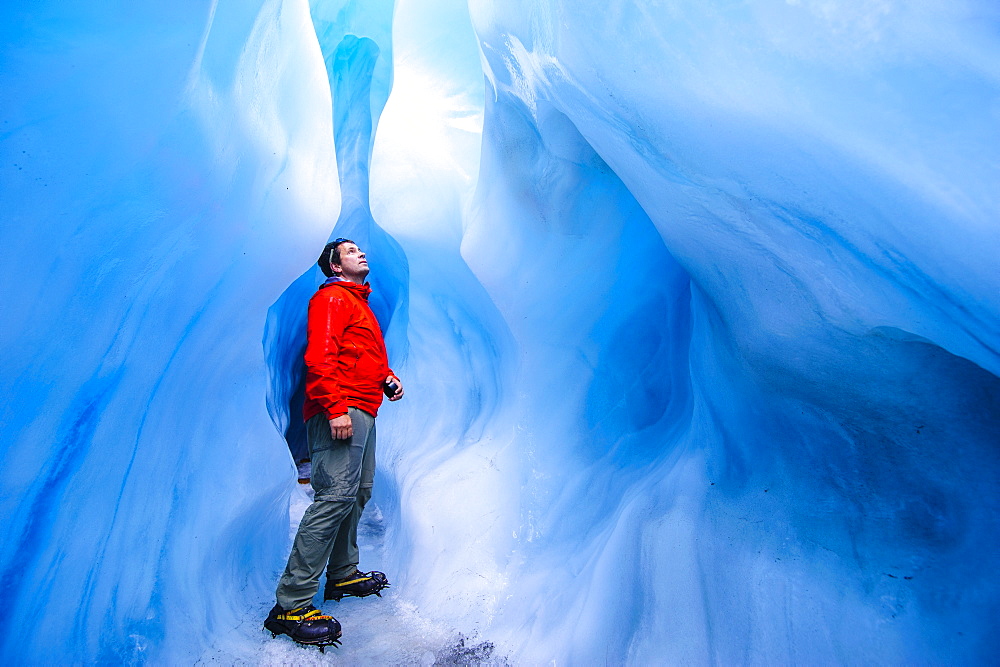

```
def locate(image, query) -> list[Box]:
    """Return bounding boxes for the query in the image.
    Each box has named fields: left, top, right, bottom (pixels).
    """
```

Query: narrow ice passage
left=1, top=0, right=998, bottom=664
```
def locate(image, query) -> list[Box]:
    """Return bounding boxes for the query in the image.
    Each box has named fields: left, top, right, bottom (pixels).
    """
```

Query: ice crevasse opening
left=0, top=0, right=998, bottom=664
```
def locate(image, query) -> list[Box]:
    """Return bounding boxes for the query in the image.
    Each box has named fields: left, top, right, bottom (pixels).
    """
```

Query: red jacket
left=303, top=279, right=393, bottom=421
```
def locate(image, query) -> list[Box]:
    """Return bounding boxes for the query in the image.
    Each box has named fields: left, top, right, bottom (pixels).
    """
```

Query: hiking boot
left=324, top=569, right=390, bottom=601
left=263, top=603, right=341, bottom=650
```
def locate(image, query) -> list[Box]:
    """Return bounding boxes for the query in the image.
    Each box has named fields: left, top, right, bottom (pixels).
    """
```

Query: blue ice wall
left=451, top=0, right=1000, bottom=662
left=0, top=0, right=343, bottom=661
left=1, top=0, right=998, bottom=664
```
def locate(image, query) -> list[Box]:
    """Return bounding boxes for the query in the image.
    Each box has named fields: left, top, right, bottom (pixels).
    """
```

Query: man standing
left=264, top=238, right=403, bottom=649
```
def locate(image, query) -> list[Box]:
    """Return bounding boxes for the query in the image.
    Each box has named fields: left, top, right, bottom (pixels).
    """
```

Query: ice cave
left=1, top=0, right=998, bottom=663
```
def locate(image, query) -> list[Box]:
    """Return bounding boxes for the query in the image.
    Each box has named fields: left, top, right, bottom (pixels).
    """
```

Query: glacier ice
left=0, top=0, right=340, bottom=661
left=1, top=0, right=999, bottom=664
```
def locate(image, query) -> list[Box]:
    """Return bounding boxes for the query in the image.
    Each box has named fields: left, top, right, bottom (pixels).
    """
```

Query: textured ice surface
left=1, top=0, right=340, bottom=662
left=1, top=0, right=998, bottom=664
left=454, top=2, right=1000, bottom=663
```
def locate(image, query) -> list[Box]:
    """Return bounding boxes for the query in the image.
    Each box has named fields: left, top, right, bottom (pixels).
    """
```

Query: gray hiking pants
left=275, top=407, right=376, bottom=611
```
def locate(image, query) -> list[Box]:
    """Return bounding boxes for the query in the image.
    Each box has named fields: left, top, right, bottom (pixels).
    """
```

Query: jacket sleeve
left=303, top=290, right=350, bottom=419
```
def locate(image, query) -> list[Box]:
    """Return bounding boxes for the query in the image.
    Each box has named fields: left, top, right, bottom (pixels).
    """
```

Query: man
left=264, top=238, right=403, bottom=649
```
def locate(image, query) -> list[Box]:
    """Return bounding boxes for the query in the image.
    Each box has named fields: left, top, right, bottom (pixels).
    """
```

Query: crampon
left=324, top=569, right=390, bottom=601
left=263, top=604, right=342, bottom=652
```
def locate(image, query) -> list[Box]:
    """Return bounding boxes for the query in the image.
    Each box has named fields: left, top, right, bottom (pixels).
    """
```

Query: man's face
left=332, top=242, right=369, bottom=282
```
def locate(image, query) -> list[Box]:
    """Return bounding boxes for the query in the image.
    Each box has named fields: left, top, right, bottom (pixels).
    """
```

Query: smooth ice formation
left=0, top=0, right=340, bottom=661
left=1, top=0, right=998, bottom=664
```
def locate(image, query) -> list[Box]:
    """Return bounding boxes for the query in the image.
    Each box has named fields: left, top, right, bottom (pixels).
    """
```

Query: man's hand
left=385, top=375, right=404, bottom=401
left=329, top=414, right=353, bottom=440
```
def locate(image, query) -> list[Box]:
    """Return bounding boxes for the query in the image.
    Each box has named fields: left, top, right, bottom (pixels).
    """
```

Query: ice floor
left=196, top=484, right=507, bottom=666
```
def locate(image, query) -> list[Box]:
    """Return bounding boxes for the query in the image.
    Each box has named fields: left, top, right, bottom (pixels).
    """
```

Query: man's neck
left=333, top=273, right=364, bottom=285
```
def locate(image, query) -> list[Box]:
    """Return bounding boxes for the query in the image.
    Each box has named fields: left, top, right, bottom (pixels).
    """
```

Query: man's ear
left=330, top=261, right=341, bottom=275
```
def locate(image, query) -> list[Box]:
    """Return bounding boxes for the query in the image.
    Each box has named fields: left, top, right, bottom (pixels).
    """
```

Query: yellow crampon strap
left=278, top=608, right=333, bottom=621
left=333, top=576, right=371, bottom=587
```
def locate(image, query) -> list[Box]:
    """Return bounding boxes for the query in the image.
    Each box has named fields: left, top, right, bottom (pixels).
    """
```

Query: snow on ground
left=198, top=484, right=506, bottom=666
